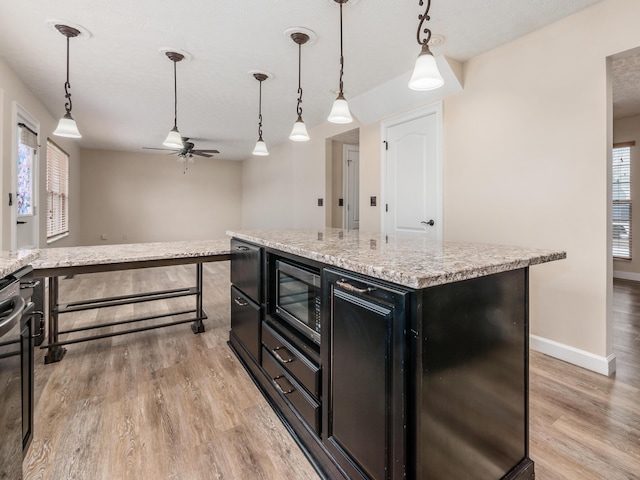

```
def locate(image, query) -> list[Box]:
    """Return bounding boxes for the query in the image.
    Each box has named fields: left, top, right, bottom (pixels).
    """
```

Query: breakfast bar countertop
left=30, top=239, right=231, bottom=272
left=0, top=250, right=40, bottom=278
left=227, top=228, right=566, bottom=289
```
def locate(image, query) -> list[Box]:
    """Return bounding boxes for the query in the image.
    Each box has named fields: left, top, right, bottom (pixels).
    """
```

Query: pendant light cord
left=64, top=35, right=72, bottom=114
left=296, top=43, right=303, bottom=118
left=173, top=60, right=178, bottom=129
left=417, top=0, right=433, bottom=46
left=258, top=79, right=263, bottom=139
left=338, top=1, right=344, bottom=95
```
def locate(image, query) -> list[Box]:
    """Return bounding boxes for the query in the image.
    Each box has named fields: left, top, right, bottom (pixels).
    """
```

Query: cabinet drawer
left=262, top=323, right=320, bottom=399
left=231, top=286, right=261, bottom=361
left=262, top=347, right=320, bottom=435
left=230, top=239, right=262, bottom=303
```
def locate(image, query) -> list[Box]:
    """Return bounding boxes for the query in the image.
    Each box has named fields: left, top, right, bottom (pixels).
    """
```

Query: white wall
left=613, top=114, right=640, bottom=277
left=241, top=0, right=640, bottom=373
left=79, top=149, right=242, bottom=244
left=0, top=57, right=82, bottom=250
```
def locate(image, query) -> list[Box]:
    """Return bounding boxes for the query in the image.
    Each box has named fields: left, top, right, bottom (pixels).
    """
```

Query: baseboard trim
left=530, top=335, right=616, bottom=376
left=613, top=270, right=640, bottom=282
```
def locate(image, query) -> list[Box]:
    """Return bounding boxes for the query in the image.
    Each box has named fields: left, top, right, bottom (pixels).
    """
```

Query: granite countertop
left=0, top=249, right=40, bottom=279
left=31, top=239, right=230, bottom=270
left=227, top=228, right=566, bottom=289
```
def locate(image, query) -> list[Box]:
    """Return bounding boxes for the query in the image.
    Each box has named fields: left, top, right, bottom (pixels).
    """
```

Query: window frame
left=612, top=142, right=633, bottom=260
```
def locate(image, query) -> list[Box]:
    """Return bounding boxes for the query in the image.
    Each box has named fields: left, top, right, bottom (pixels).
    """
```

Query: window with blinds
left=46, top=139, right=69, bottom=240
left=613, top=143, right=632, bottom=259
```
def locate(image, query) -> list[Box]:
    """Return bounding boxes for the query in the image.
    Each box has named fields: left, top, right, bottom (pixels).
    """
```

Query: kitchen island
left=226, top=228, right=565, bottom=480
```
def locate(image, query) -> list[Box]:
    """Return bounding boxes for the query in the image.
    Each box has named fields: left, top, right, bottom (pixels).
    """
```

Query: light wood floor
left=23, top=266, right=640, bottom=479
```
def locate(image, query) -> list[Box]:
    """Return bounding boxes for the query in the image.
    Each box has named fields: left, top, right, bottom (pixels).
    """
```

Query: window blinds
left=46, top=140, right=69, bottom=239
left=613, top=144, right=632, bottom=259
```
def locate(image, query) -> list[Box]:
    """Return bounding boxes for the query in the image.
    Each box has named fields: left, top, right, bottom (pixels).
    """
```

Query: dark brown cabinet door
left=230, top=286, right=261, bottom=361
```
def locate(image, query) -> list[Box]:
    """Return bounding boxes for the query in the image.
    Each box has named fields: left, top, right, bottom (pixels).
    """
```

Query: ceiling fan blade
left=142, top=147, right=179, bottom=151
left=195, top=149, right=220, bottom=153
left=192, top=152, right=213, bottom=158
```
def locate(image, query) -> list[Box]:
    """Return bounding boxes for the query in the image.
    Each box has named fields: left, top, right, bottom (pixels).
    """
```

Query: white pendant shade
left=163, top=127, right=184, bottom=149
left=289, top=118, right=310, bottom=142
left=328, top=96, right=353, bottom=124
left=53, top=112, right=81, bottom=138
left=252, top=139, right=269, bottom=156
left=408, top=45, right=444, bottom=91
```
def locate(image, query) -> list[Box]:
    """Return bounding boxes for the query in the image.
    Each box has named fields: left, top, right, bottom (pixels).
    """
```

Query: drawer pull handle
left=235, top=246, right=250, bottom=251
left=273, top=376, right=294, bottom=395
left=21, top=280, right=41, bottom=289
left=234, top=297, right=249, bottom=307
left=336, top=279, right=375, bottom=294
left=272, top=347, right=294, bottom=364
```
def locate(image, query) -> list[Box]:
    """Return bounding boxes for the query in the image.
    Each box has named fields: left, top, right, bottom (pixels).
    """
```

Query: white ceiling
left=0, top=0, right=604, bottom=160
left=612, top=51, right=640, bottom=120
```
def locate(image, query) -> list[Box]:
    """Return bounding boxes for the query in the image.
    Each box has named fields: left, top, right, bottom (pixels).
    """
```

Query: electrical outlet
left=100, top=234, right=107, bottom=240
left=339, top=198, right=344, bottom=207
left=318, top=198, right=324, bottom=207
left=370, top=196, right=377, bottom=206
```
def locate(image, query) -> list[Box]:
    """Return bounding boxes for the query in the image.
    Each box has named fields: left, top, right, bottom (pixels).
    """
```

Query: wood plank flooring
left=23, top=266, right=640, bottom=479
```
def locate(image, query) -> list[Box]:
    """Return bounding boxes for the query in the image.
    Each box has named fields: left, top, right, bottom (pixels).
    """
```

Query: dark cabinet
left=322, top=269, right=409, bottom=480
left=229, top=239, right=263, bottom=365
left=230, top=286, right=260, bottom=361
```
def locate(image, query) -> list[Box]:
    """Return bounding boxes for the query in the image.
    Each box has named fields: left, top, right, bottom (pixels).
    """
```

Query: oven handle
left=0, top=295, right=25, bottom=337
left=336, top=279, right=376, bottom=295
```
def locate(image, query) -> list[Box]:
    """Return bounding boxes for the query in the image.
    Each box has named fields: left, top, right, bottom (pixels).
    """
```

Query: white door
left=13, top=107, right=40, bottom=250
left=382, top=104, right=442, bottom=240
left=344, top=144, right=360, bottom=230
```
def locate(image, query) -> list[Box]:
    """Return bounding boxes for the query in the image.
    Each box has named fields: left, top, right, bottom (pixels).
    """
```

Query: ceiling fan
left=143, top=137, right=220, bottom=173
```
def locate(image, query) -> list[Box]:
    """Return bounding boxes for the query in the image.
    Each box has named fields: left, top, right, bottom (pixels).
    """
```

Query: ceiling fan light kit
left=163, top=51, right=186, bottom=149
left=327, top=0, right=353, bottom=124
left=289, top=32, right=311, bottom=142
left=53, top=24, right=82, bottom=139
left=409, top=0, right=445, bottom=91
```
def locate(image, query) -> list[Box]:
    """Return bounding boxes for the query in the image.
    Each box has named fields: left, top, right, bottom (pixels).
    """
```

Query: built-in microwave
left=275, top=260, right=321, bottom=345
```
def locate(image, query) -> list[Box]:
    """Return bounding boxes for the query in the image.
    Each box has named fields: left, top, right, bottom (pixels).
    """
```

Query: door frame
left=380, top=102, right=443, bottom=239
left=342, top=144, right=360, bottom=230
left=11, top=102, right=40, bottom=250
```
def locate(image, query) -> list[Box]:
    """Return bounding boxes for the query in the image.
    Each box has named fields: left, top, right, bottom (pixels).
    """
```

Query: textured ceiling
left=612, top=51, right=640, bottom=120
left=0, top=0, right=603, bottom=160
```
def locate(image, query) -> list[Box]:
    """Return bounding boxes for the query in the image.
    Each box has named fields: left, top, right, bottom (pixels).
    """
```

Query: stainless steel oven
left=275, top=260, right=321, bottom=345
left=0, top=274, right=27, bottom=479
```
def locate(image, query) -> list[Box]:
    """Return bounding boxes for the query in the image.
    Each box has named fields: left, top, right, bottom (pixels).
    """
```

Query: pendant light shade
left=54, top=112, right=82, bottom=138
left=328, top=0, right=353, bottom=124
left=252, top=138, right=269, bottom=156
left=328, top=94, right=353, bottom=124
left=53, top=25, right=82, bottom=139
left=163, top=127, right=184, bottom=149
left=408, top=0, right=444, bottom=92
left=408, top=44, right=444, bottom=91
left=252, top=73, right=270, bottom=156
left=163, top=52, right=185, bottom=149
left=289, top=32, right=310, bottom=142
left=290, top=116, right=310, bottom=142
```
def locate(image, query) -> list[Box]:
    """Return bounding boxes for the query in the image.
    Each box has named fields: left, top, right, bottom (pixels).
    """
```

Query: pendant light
left=289, top=33, right=310, bottom=142
left=163, top=52, right=185, bottom=149
left=408, top=0, right=444, bottom=91
left=53, top=25, right=82, bottom=138
left=328, top=0, right=353, bottom=124
left=252, top=73, right=269, bottom=156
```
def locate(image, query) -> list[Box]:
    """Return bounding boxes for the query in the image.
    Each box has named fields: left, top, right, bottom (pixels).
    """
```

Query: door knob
left=421, top=220, right=435, bottom=226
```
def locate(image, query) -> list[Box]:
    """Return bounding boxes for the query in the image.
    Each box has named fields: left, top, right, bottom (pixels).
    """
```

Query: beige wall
left=241, top=0, right=640, bottom=367
left=79, top=149, right=242, bottom=245
left=613, top=114, right=640, bottom=275
left=242, top=121, right=360, bottom=229
left=0, top=57, right=82, bottom=250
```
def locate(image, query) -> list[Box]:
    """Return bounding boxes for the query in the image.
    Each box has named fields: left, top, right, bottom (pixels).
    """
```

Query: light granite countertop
left=227, top=228, right=566, bottom=289
left=0, top=249, right=40, bottom=279
left=31, top=239, right=230, bottom=271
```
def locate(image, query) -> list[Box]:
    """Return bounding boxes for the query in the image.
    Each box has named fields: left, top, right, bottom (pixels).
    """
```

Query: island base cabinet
left=230, top=286, right=261, bottom=362
left=322, top=269, right=409, bottom=480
